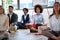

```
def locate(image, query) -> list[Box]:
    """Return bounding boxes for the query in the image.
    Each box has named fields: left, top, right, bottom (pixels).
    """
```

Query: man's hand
left=11, top=23, right=15, bottom=26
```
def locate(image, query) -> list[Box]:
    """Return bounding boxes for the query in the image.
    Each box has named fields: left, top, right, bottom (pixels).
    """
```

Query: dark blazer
left=7, top=13, right=18, bottom=25
left=22, top=14, right=30, bottom=24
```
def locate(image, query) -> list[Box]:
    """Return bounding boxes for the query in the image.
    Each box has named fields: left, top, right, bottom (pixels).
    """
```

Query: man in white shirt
left=7, top=6, right=18, bottom=33
left=7, top=6, right=18, bottom=26
left=17, top=8, right=30, bottom=29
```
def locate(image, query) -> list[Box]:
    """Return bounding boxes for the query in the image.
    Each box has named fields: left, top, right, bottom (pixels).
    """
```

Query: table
left=9, top=29, right=48, bottom=40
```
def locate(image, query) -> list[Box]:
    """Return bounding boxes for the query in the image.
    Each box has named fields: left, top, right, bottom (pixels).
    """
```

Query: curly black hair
left=34, top=4, right=43, bottom=13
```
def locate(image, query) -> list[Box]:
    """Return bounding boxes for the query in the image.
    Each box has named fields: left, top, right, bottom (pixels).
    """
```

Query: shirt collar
left=9, top=12, right=13, bottom=15
left=24, top=13, right=28, bottom=16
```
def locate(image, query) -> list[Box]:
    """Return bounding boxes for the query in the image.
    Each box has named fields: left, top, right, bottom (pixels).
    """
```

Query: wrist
left=6, top=29, right=8, bottom=32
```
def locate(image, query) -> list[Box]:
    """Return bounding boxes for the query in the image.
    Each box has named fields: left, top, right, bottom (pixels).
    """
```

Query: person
left=7, top=6, right=18, bottom=26
left=0, top=6, right=9, bottom=40
left=7, top=6, right=18, bottom=32
left=42, top=2, right=60, bottom=40
left=17, top=8, right=30, bottom=29
left=27, top=5, right=47, bottom=32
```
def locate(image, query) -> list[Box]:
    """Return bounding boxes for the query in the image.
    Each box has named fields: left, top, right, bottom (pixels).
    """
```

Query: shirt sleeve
left=42, top=17, right=44, bottom=24
left=41, top=14, right=45, bottom=24
left=29, top=15, right=35, bottom=25
left=49, top=18, right=52, bottom=29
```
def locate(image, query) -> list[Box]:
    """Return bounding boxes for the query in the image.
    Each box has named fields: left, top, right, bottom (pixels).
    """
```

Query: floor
left=9, top=29, right=48, bottom=40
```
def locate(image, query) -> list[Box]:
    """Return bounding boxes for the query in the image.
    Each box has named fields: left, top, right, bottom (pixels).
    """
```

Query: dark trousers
left=17, top=22, right=26, bottom=29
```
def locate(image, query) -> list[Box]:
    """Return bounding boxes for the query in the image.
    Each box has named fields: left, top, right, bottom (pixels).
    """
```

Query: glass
left=3, top=0, right=18, bottom=10
left=0, top=0, right=2, bottom=5
left=20, top=0, right=33, bottom=9
left=48, top=0, right=55, bottom=6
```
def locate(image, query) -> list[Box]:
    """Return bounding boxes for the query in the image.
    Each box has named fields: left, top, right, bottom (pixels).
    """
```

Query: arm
left=3, top=16, right=9, bottom=35
left=26, top=25, right=38, bottom=31
left=25, top=15, right=31, bottom=25
left=42, top=30, right=58, bottom=40
left=26, top=15, right=37, bottom=31
left=12, top=14, right=18, bottom=25
left=5, top=16, right=9, bottom=32
left=27, top=14, right=30, bottom=23
left=42, top=18, right=59, bottom=40
left=42, top=16, right=47, bottom=26
left=20, top=15, right=23, bottom=23
left=30, top=27, right=38, bottom=31
left=30, top=16, right=38, bottom=31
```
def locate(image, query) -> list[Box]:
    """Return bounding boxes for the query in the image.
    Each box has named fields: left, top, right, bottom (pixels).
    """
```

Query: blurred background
left=0, top=0, right=60, bottom=26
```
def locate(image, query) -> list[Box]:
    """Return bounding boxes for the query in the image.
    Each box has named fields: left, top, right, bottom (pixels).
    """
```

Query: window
left=33, top=0, right=48, bottom=7
left=2, top=0, right=55, bottom=25
left=12, top=0, right=18, bottom=9
left=33, top=0, right=55, bottom=7
left=0, top=0, right=2, bottom=5
left=3, top=0, right=18, bottom=10
left=48, top=0, right=55, bottom=6
left=20, top=0, right=33, bottom=9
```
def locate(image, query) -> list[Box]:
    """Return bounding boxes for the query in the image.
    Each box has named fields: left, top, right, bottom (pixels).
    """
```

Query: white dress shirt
left=24, top=14, right=27, bottom=20
left=49, top=15, right=60, bottom=31
left=9, top=13, right=13, bottom=19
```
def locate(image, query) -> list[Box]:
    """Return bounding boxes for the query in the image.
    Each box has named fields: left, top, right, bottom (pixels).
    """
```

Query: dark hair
left=49, top=13, right=54, bottom=18
left=9, top=6, right=14, bottom=9
left=34, top=4, right=43, bottom=13
left=49, top=2, right=60, bottom=18
left=23, top=8, right=28, bottom=12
